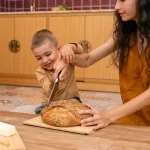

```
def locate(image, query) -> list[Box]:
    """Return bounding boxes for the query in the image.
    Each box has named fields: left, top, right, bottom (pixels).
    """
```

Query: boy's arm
left=35, top=68, right=54, bottom=97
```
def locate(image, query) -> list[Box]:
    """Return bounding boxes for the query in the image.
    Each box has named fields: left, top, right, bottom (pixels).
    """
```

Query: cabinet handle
left=9, top=40, right=20, bottom=53
left=78, top=40, right=92, bottom=53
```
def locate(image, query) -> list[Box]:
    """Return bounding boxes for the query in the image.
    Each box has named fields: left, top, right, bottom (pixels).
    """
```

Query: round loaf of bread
left=41, top=99, right=91, bottom=127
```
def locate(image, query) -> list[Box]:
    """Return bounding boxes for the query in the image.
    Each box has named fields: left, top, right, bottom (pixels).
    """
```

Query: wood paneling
left=84, top=13, right=119, bottom=81
left=0, top=12, right=119, bottom=91
left=14, top=17, right=46, bottom=75
left=48, top=16, right=85, bottom=81
left=0, top=18, right=14, bottom=74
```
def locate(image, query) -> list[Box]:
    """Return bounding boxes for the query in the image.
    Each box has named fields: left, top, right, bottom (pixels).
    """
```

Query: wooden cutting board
left=0, top=130, right=25, bottom=150
left=24, top=116, right=95, bottom=135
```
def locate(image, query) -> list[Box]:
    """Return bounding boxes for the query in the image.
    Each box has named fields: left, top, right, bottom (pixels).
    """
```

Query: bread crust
left=41, top=99, right=91, bottom=127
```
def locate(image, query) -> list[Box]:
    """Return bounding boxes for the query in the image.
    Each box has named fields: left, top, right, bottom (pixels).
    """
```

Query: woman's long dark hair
left=112, top=0, right=150, bottom=76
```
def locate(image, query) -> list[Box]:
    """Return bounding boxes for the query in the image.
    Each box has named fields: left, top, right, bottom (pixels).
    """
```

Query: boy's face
left=32, top=42, right=59, bottom=70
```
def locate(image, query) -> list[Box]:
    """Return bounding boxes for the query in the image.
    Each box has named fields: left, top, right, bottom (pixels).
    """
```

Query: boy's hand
left=59, top=44, right=75, bottom=63
left=53, top=57, right=68, bottom=82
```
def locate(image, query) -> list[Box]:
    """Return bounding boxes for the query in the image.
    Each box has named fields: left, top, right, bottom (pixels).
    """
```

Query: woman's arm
left=72, top=36, right=115, bottom=67
left=69, top=43, right=83, bottom=54
left=80, top=87, right=150, bottom=130
left=109, top=87, right=150, bottom=123
left=55, top=35, right=115, bottom=80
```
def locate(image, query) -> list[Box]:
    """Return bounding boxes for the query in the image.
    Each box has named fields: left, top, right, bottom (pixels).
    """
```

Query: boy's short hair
left=31, top=29, right=58, bottom=49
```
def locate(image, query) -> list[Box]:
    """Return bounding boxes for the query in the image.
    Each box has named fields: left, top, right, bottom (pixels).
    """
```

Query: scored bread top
left=41, top=99, right=91, bottom=127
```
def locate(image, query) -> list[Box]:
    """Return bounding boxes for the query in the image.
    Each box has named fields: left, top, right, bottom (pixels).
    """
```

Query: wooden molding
left=0, top=74, right=119, bottom=92
left=0, top=74, right=39, bottom=87
left=77, top=81, right=119, bottom=92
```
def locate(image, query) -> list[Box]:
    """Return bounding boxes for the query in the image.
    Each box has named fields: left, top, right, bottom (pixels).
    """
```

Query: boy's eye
left=45, top=53, right=51, bottom=56
left=36, top=57, right=41, bottom=60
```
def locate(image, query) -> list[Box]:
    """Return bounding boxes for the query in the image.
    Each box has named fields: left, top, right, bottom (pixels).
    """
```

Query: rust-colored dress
left=117, top=35, right=150, bottom=126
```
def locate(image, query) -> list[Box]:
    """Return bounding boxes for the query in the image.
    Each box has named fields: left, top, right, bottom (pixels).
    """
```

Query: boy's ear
left=58, top=45, right=61, bottom=50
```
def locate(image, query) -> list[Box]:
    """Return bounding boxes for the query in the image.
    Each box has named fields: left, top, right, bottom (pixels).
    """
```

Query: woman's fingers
left=81, top=117, right=109, bottom=130
left=81, top=117, right=99, bottom=126
left=93, top=124, right=104, bottom=130
left=81, top=116, right=93, bottom=124
left=79, top=109, right=93, bottom=116
left=81, top=113, right=99, bottom=123
left=79, top=108, right=111, bottom=130
left=65, top=51, right=74, bottom=63
left=84, top=104, right=92, bottom=109
left=60, top=47, right=75, bottom=63
left=94, top=120, right=110, bottom=130
left=61, top=50, right=67, bottom=61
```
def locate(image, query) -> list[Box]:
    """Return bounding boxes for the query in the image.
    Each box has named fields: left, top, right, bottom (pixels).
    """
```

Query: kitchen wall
left=0, top=0, right=115, bottom=12
left=0, top=0, right=5, bottom=12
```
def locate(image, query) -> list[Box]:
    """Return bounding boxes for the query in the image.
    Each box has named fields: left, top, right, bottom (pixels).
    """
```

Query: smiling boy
left=31, top=29, right=83, bottom=114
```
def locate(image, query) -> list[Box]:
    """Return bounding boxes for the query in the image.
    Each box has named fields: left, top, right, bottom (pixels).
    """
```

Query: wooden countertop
left=0, top=111, right=150, bottom=150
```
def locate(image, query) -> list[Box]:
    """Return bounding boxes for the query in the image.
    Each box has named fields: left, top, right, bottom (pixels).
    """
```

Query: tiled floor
left=0, top=85, right=122, bottom=114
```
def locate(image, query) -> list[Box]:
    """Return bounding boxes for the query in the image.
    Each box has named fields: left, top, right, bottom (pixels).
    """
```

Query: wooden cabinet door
left=84, top=13, right=119, bottom=82
left=14, top=17, right=46, bottom=75
left=0, top=17, right=14, bottom=74
left=47, top=15, right=85, bottom=81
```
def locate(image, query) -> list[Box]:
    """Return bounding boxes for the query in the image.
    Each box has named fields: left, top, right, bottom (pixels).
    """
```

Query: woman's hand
left=79, top=107, right=113, bottom=130
left=60, top=44, right=75, bottom=63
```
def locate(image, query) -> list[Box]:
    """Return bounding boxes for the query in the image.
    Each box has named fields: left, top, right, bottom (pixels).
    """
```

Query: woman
left=56, top=0, right=150, bottom=130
